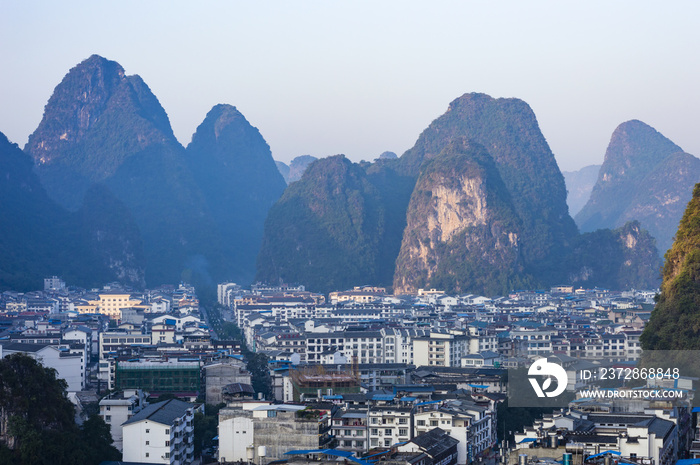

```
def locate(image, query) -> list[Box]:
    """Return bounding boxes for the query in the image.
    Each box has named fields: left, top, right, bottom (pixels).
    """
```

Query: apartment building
left=122, top=398, right=195, bottom=465
left=413, top=332, right=470, bottom=367
left=99, top=389, right=149, bottom=451
left=368, top=405, right=413, bottom=448
left=332, top=409, right=368, bottom=454
left=414, top=400, right=494, bottom=464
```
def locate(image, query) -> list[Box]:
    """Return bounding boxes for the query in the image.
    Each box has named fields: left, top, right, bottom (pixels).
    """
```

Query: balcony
left=339, top=421, right=366, bottom=428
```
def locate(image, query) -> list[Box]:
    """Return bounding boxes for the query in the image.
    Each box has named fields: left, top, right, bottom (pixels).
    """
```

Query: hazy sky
left=1, top=1, right=699, bottom=171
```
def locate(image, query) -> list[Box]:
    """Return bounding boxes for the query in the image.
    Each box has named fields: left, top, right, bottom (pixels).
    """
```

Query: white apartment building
left=414, top=400, right=494, bottom=464
left=332, top=410, right=368, bottom=454
left=218, top=403, right=323, bottom=463
left=368, top=406, right=413, bottom=449
left=217, top=282, right=240, bottom=307
left=122, top=398, right=195, bottom=465
left=99, top=330, right=152, bottom=359
left=509, top=329, right=554, bottom=357
left=381, top=328, right=430, bottom=364
left=100, top=389, right=149, bottom=451
left=99, top=358, right=116, bottom=390
left=305, top=331, right=383, bottom=364
left=413, top=332, right=470, bottom=367
left=515, top=410, right=676, bottom=465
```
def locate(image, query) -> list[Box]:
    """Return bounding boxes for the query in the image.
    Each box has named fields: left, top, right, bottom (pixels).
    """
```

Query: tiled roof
left=122, top=398, right=192, bottom=427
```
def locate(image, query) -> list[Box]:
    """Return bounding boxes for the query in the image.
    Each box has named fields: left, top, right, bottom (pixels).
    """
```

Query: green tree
left=194, top=403, right=225, bottom=458
left=0, top=353, right=120, bottom=464
left=246, top=352, right=272, bottom=399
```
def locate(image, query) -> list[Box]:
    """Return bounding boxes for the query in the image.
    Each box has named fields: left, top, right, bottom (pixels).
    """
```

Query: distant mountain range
left=9, top=55, right=284, bottom=289
left=563, top=165, right=600, bottom=217
left=275, top=155, right=318, bottom=184
left=256, top=93, right=663, bottom=294
left=1, top=56, right=689, bottom=293
left=576, top=120, right=700, bottom=254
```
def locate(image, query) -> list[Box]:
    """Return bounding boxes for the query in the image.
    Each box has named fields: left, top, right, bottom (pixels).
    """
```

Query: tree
left=246, top=352, right=272, bottom=399
left=194, top=403, right=225, bottom=458
left=0, top=353, right=120, bottom=464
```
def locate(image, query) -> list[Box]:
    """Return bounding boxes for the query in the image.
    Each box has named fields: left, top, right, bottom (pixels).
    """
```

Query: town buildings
left=122, top=398, right=195, bottom=464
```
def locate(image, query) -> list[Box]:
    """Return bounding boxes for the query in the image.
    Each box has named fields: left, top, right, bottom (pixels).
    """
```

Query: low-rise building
left=368, top=405, right=413, bottom=449
left=122, top=398, right=195, bottom=464
left=99, top=389, right=149, bottom=451
left=218, top=403, right=328, bottom=463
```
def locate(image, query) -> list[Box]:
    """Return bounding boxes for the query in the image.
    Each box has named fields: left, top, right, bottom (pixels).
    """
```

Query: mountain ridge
left=576, top=120, right=699, bottom=253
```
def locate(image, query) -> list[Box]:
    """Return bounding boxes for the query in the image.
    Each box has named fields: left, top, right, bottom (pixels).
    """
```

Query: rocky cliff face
left=398, top=93, right=578, bottom=282
left=565, top=221, right=661, bottom=290
left=393, top=139, right=531, bottom=295
left=275, top=160, right=290, bottom=181
left=186, top=104, right=286, bottom=283
left=275, top=155, right=318, bottom=184
left=576, top=120, right=699, bottom=253
left=257, top=93, right=662, bottom=295
left=641, top=183, right=700, bottom=350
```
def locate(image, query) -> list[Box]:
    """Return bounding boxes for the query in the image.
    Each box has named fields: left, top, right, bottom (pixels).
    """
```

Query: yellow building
left=88, top=292, right=143, bottom=320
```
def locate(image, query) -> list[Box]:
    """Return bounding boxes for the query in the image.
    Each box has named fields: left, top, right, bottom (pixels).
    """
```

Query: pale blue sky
left=1, top=1, right=698, bottom=171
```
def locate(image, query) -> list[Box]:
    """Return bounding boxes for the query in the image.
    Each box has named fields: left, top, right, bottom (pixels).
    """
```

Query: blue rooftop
left=284, top=449, right=372, bottom=465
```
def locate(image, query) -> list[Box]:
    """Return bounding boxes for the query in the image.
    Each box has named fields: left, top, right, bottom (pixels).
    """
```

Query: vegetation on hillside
left=256, top=155, right=410, bottom=293
left=0, top=131, right=144, bottom=290
left=186, top=104, right=286, bottom=284
left=255, top=93, right=662, bottom=295
left=641, top=184, right=700, bottom=350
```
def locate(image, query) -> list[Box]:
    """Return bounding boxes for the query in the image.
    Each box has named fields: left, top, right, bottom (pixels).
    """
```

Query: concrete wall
left=205, top=363, right=252, bottom=404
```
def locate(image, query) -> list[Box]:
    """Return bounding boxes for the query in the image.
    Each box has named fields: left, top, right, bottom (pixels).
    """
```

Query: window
left=146, top=441, right=150, bottom=445
left=146, top=429, right=150, bottom=433
left=371, top=429, right=378, bottom=435
left=430, top=420, right=438, bottom=426
left=165, top=453, right=170, bottom=458
left=145, top=453, right=149, bottom=457
left=267, top=410, right=277, bottom=418
left=105, top=415, right=111, bottom=422
left=384, top=429, right=392, bottom=436
left=106, top=406, right=111, bottom=411
left=417, top=420, right=425, bottom=426
left=165, top=441, right=170, bottom=446
left=165, top=429, right=170, bottom=434
left=399, top=428, right=408, bottom=436
left=399, top=418, right=407, bottom=424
